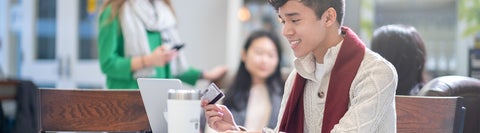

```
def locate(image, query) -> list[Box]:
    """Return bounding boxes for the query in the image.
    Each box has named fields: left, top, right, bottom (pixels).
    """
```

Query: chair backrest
left=418, top=75, right=480, bottom=133
left=38, top=89, right=151, bottom=132
left=396, top=96, right=465, bottom=133
left=0, top=80, right=19, bottom=100
left=0, top=80, right=18, bottom=132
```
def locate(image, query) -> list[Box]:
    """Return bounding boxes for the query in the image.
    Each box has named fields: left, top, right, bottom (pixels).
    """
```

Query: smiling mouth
left=290, top=40, right=300, bottom=44
left=289, top=39, right=301, bottom=48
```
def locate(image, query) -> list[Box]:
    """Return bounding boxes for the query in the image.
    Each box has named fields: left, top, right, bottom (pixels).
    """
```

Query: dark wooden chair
left=0, top=80, right=19, bottom=132
left=396, top=95, right=465, bottom=133
left=38, top=88, right=151, bottom=132
left=0, top=80, right=19, bottom=100
left=418, top=75, right=480, bottom=133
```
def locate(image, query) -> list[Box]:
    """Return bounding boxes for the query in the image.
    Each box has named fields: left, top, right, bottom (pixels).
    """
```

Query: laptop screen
left=138, top=78, right=183, bottom=133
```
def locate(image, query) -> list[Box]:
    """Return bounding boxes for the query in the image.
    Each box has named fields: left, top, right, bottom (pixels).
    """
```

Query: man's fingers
left=201, top=100, right=209, bottom=107
left=219, top=105, right=228, bottom=111
left=203, top=104, right=223, bottom=111
left=205, top=110, right=224, bottom=118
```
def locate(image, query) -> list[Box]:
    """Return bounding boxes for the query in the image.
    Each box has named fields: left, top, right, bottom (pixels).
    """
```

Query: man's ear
left=324, top=7, right=337, bottom=27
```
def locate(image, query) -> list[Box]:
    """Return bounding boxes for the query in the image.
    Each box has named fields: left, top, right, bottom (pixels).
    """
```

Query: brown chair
left=418, top=76, right=480, bottom=133
left=38, top=88, right=151, bottom=132
left=1, top=80, right=39, bottom=133
left=395, top=96, right=465, bottom=133
left=0, top=80, right=19, bottom=100
left=0, top=80, right=19, bottom=132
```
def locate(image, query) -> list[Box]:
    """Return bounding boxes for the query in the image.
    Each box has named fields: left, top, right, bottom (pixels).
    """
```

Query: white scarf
left=120, top=0, right=189, bottom=78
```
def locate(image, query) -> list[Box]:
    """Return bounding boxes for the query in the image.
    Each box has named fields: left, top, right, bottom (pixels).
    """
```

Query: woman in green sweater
left=98, top=0, right=227, bottom=89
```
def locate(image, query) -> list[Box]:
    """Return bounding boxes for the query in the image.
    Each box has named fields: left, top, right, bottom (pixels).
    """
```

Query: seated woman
left=206, top=30, right=284, bottom=132
left=371, top=24, right=428, bottom=95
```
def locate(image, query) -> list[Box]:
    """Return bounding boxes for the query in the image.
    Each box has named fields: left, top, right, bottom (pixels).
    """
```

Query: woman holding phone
left=98, top=0, right=227, bottom=89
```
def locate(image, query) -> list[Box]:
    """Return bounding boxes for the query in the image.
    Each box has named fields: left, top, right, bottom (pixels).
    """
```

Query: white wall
left=172, top=0, right=233, bottom=71
left=344, top=0, right=361, bottom=33
left=0, top=0, right=11, bottom=77
left=0, top=0, right=23, bottom=78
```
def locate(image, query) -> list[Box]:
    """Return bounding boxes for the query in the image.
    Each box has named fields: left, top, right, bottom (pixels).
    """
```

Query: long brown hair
left=99, top=0, right=175, bottom=22
left=99, top=0, right=126, bottom=21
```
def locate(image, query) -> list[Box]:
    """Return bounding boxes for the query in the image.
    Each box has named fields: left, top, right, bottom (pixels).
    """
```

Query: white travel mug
left=167, top=89, right=201, bottom=133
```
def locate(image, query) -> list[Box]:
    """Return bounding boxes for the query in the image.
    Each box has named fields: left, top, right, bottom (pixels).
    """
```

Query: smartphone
left=201, top=83, right=224, bottom=104
left=172, top=43, right=185, bottom=51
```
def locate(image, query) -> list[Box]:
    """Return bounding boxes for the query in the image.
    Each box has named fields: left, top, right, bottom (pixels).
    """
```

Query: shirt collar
left=294, top=40, right=344, bottom=82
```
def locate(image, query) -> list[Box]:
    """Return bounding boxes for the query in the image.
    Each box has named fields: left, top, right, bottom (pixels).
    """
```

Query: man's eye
left=280, top=20, right=285, bottom=24
left=292, top=19, right=300, bottom=23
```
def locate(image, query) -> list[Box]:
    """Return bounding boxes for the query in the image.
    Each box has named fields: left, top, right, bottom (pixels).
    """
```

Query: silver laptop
left=138, top=78, right=183, bottom=133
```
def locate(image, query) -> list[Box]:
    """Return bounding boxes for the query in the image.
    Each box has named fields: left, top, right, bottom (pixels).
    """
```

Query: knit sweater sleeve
left=331, top=52, right=398, bottom=133
left=274, top=70, right=297, bottom=132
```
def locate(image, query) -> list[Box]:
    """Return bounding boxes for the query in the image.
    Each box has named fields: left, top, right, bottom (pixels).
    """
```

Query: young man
left=202, top=0, right=398, bottom=132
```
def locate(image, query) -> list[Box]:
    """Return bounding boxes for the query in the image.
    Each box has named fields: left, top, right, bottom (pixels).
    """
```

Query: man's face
left=278, top=1, right=327, bottom=58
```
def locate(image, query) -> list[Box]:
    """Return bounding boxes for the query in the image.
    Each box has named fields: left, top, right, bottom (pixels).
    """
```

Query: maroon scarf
left=279, top=27, right=365, bottom=133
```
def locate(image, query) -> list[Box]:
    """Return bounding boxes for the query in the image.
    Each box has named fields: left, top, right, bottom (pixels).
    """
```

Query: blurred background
left=0, top=0, right=479, bottom=89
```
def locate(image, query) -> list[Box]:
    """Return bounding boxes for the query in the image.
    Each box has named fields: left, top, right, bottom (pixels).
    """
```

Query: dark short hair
left=267, top=0, right=345, bottom=26
left=371, top=24, right=427, bottom=95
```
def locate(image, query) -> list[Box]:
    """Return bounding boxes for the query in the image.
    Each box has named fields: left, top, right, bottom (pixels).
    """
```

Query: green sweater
left=98, top=5, right=201, bottom=89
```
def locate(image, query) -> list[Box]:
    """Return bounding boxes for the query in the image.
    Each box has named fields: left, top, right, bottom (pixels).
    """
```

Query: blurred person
left=219, top=30, right=284, bottom=132
left=98, top=0, right=227, bottom=89
left=202, top=0, right=398, bottom=132
left=371, top=24, right=427, bottom=95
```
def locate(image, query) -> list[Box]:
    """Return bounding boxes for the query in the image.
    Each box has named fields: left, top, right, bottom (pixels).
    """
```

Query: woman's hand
left=145, top=45, right=178, bottom=67
left=202, top=100, right=240, bottom=132
left=202, top=65, right=228, bottom=81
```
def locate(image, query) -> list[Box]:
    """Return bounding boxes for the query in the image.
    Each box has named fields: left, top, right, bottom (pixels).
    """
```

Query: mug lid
left=168, top=89, right=201, bottom=100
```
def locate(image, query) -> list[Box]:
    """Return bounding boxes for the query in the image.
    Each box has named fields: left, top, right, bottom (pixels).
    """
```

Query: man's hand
left=202, top=100, right=240, bottom=132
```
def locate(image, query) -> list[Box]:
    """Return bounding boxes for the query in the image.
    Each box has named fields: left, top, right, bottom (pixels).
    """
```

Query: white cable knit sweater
left=275, top=42, right=398, bottom=133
